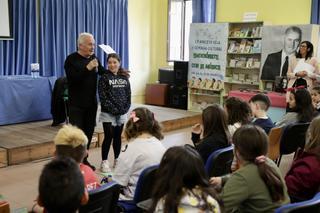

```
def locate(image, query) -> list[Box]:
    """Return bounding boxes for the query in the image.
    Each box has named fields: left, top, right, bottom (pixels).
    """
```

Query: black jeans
left=69, top=104, right=97, bottom=149
left=102, top=122, right=123, bottom=160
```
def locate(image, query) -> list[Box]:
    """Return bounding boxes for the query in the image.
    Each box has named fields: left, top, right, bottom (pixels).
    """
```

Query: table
left=228, top=90, right=287, bottom=122
left=0, top=75, right=56, bottom=125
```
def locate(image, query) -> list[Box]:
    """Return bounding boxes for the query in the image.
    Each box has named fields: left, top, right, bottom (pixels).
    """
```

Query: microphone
left=90, top=54, right=98, bottom=72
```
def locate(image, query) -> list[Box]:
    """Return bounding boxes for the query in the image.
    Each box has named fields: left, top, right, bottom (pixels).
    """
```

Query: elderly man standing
left=64, top=32, right=105, bottom=170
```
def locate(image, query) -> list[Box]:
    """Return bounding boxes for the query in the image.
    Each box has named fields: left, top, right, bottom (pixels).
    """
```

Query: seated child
left=149, top=146, right=221, bottom=212
left=211, top=125, right=289, bottom=213
left=311, top=86, right=320, bottom=112
left=54, top=124, right=100, bottom=191
left=112, top=107, right=166, bottom=200
left=191, top=104, right=230, bottom=163
left=285, top=115, right=320, bottom=202
left=37, top=157, right=88, bottom=213
left=249, top=93, right=275, bottom=134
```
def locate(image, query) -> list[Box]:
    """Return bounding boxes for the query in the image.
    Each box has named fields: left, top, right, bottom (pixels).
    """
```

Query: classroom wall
left=216, top=0, right=312, bottom=25
left=128, top=0, right=168, bottom=103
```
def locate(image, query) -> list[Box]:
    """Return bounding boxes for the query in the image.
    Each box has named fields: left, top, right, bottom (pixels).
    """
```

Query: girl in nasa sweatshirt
left=98, top=53, right=131, bottom=173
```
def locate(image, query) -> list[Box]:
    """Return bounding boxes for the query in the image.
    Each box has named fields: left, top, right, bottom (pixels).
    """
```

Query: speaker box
left=174, top=61, right=188, bottom=86
left=158, top=67, right=175, bottom=84
left=168, top=85, right=188, bottom=110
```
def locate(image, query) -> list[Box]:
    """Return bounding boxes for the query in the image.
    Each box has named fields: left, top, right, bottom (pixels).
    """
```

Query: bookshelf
left=188, top=88, right=223, bottom=112
left=224, top=22, right=263, bottom=95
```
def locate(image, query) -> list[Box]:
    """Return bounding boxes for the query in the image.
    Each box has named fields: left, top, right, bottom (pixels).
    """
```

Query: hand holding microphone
left=86, top=54, right=98, bottom=71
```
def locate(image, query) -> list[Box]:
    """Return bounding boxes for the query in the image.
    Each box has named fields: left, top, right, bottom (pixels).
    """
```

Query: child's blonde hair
left=124, top=107, right=163, bottom=141
left=54, top=125, right=88, bottom=163
left=54, top=124, right=88, bottom=147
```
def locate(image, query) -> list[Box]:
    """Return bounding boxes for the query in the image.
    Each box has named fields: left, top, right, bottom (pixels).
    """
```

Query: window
left=167, top=0, right=192, bottom=61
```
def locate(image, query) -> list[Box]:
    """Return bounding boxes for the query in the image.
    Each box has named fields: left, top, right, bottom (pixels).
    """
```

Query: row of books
left=228, top=57, right=261, bottom=69
left=231, top=73, right=259, bottom=83
left=229, top=26, right=262, bottom=38
left=228, top=39, right=261, bottom=54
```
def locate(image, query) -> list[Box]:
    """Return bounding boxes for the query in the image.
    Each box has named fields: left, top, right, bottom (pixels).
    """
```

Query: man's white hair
left=77, top=32, right=94, bottom=48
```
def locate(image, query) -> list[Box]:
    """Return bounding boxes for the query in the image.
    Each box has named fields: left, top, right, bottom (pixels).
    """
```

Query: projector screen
left=0, top=0, right=13, bottom=39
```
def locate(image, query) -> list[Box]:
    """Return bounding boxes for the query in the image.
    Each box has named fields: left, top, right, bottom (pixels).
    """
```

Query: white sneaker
left=100, top=160, right=111, bottom=173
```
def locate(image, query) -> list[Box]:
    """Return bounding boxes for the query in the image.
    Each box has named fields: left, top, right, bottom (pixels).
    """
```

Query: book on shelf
left=246, top=58, right=254, bottom=68
left=229, top=59, right=237, bottom=67
left=239, top=39, right=247, bottom=53
left=238, top=73, right=246, bottom=81
left=252, top=59, right=261, bottom=68
left=252, top=26, right=262, bottom=37
left=228, top=41, right=236, bottom=53
left=244, top=41, right=253, bottom=53
left=252, top=74, right=259, bottom=82
left=232, top=73, right=239, bottom=81
left=252, top=40, right=261, bottom=53
left=235, top=57, right=247, bottom=68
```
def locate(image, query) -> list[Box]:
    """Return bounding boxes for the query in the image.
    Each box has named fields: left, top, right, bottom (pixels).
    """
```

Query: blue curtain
left=192, top=0, right=216, bottom=23
left=311, top=0, right=320, bottom=24
left=40, top=0, right=128, bottom=77
left=0, top=0, right=37, bottom=76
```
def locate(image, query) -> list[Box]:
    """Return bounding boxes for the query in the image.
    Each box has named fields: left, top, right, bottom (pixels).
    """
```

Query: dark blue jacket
left=98, top=70, right=131, bottom=115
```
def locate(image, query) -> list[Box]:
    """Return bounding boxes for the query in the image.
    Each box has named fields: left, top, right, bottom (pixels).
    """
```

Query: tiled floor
left=0, top=127, right=192, bottom=211
left=0, top=126, right=293, bottom=212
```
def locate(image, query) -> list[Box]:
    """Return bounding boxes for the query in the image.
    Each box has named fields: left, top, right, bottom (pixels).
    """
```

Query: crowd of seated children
left=224, top=97, right=251, bottom=136
left=149, top=146, right=221, bottom=212
left=211, top=125, right=290, bottom=213
left=311, top=86, right=320, bottom=112
left=285, top=115, right=320, bottom=202
left=191, top=104, right=231, bottom=163
left=54, top=124, right=100, bottom=191
left=37, top=157, right=88, bottom=213
left=249, top=93, right=275, bottom=134
left=112, top=107, right=166, bottom=200
left=276, top=88, right=314, bottom=127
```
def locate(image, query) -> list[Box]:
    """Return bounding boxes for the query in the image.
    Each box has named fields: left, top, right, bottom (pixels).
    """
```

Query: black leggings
left=102, top=122, right=123, bottom=160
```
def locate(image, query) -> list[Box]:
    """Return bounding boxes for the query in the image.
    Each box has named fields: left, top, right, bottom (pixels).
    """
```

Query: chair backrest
left=279, top=122, right=310, bottom=155
left=79, top=181, right=120, bottom=213
left=133, top=165, right=159, bottom=204
left=275, top=192, right=320, bottom=213
left=205, top=146, right=234, bottom=177
left=268, top=127, right=283, bottom=160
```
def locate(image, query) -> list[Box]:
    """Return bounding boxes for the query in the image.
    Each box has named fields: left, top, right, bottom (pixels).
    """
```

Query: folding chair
left=79, top=181, right=120, bottom=213
left=275, top=192, right=320, bottom=213
left=205, top=146, right=234, bottom=177
left=277, top=122, right=310, bottom=166
left=117, top=165, right=159, bottom=212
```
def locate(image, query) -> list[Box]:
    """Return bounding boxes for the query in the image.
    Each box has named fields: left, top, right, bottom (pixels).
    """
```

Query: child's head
left=107, top=53, right=121, bottom=73
left=289, top=88, right=314, bottom=122
left=124, top=107, right=163, bottom=141
left=305, top=115, right=320, bottom=152
left=150, top=146, right=219, bottom=212
left=38, top=157, right=88, bottom=213
left=311, top=86, right=320, bottom=105
left=54, top=125, right=88, bottom=163
left=224, top=97, right=251, bottom=125
left=249, top=93, right=271, bottom=116
left=233, top=125, right=285, bottom=202
left=202, top=104, right=230, bottom=140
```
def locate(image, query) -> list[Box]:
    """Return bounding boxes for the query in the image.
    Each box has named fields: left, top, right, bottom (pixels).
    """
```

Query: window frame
left=167, top=0, right=192, bottom=62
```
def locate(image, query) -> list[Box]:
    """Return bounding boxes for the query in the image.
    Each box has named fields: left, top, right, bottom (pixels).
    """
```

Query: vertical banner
left=188, top=23, right=228, bottom=91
